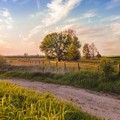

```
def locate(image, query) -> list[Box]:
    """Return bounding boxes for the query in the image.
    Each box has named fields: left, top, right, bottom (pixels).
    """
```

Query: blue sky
left=0, top=0, right=120, bottom=56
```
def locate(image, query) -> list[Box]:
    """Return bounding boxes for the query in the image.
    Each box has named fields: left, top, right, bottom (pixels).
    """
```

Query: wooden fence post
left=64, top=62, right=67, bottom=71
left=118, top=64, right=120, bottom=75
left=42, top=60, right=44, bottom=64
left=49, top=61, right=50, bottom=65
left=77, top=63, right=80, bottom=71
left=56, top=61, right=58, bottom=66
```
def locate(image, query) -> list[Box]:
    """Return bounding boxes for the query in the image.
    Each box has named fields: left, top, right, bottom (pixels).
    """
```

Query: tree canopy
left=40, top=29, right=81, bottom=61
left=82, top=43, right=101, bottom=59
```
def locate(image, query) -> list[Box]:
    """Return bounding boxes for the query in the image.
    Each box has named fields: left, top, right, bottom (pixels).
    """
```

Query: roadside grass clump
left=0, top=69, right=120, bottom=94
left=0, top=81, right=100, bottom=120
left=1, top=69, right=120, bottom=94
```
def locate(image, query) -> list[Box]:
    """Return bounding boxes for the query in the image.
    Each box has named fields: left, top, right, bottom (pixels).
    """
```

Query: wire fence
left=6, top=58, right=120, bottom=74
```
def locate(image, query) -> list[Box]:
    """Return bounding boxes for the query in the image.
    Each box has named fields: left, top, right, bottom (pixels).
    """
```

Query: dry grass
left=6, top=58, right=99, bottom=72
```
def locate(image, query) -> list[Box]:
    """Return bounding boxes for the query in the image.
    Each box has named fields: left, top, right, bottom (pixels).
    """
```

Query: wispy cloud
left=65, top=9, right=97, bottom=24
left=65, top=17, right=81, bottom=23
left=0, top=8, right=14, bottom=29
left=101, top=15, right=120, bottom=23
left=2, top=0, right=31, bottom=4
left=83, top=10, right=96, bottom=18
left=107, top=0, right=120, bottom=9
left=36, top=0, right=40, bottom=10
left=28, top=0, right=82, bottom=37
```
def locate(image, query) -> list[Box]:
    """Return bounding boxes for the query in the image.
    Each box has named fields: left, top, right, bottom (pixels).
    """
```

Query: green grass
left=0, top=81, right=100, bottom=120
left=1, top=70, right=120, bottom=94
left=109, top=56, right=120, bottom=64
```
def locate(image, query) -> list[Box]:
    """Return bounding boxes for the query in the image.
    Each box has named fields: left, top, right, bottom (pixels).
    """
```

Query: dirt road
left=1, top=79, right=120, bottom=120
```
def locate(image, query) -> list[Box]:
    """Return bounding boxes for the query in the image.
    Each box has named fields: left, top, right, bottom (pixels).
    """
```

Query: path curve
left=1, top=79, right=120, bottom=120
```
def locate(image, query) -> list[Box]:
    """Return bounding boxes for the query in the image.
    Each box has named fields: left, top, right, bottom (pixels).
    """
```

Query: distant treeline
left=5, top=55, right=45, bottom=58
left=109, top=56, right=120, bottom=58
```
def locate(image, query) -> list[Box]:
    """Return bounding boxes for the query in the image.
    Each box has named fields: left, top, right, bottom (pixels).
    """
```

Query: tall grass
left=0, top=81, right=100, bottom=120
left=1, top=70, right=120, bottom=94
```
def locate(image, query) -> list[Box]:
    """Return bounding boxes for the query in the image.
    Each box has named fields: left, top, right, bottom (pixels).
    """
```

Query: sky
left=0, top=0, right=120, bottom=56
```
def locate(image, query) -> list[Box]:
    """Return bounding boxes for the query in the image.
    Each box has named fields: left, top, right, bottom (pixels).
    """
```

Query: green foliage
left=66, top=44, right=80, bottom=61
left=0, top=81, right=100, bottom=120
left=99, top=59, right=115, bottom=80
left=82, top=43, right=101, bottom=59
left=96, top=52, right=101, bottom=59
left=82, top=43, right=90, bottom=59
left=40, top=29, right=81, bottom=61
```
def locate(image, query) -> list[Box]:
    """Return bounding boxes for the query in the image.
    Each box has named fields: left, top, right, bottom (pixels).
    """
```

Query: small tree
left=89, top=43, right=98, bottom=58
left=96, top=52, right=101, bottom=58
left=24, top=53, right=28, bottom=57
left=83, top=43, right=101, bottom=59
left=99, top=59, right=115, bottom=80
left=82, top=43, right=90, bottom=59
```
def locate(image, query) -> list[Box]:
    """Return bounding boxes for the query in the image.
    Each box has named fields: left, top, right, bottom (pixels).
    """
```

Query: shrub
left=99, top=58, right=115, bottom=81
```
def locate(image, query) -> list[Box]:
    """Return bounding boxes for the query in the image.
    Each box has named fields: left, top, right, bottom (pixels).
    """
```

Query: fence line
left=6, top=59, right=120, bottom=73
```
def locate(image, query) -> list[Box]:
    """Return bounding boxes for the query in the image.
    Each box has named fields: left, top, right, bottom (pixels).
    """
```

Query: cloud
left=83, top=10, right=96, bottom=18
left=36, top=0, right=40, bottom=10
left=0, top=8, right=14, bottom=29
left=2, top=0, right=31, bottom=4
left=101, top=15, right=120, bottom=23
left=29, top=11, right=44, bottom=18
left=0, top=8, right=10, bottom=17
left=28, top=0, right=82, bottom=37
left=65, top=18, right=81, bottom=23
left=65, top=9, right=97, bottom=24
left=107, top=0, right=120, bottom=9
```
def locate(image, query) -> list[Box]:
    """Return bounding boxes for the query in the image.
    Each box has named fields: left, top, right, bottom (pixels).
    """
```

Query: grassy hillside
left=0, top=81, right=100, bottom=120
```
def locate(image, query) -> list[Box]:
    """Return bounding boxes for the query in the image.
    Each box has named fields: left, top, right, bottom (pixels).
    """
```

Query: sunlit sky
left=0, top=0, right=120, bottom=56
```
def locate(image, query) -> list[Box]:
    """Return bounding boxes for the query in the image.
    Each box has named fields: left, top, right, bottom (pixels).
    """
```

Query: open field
left=109, top=56, right=120, bottom=64
left=0, top=81, right=100, bottom=120
left=5, top=57, right=120, bottom=73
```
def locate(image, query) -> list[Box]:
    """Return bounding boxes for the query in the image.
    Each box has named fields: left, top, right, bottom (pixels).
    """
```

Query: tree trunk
left=58, top=56, right=61, bottom=62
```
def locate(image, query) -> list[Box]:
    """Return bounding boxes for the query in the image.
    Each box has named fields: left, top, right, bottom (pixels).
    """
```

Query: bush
left=99, top=58, right=115, bottom=81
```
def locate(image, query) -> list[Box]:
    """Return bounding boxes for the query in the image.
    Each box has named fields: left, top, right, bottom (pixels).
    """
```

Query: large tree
left=40, top=30, right=81, bottom=61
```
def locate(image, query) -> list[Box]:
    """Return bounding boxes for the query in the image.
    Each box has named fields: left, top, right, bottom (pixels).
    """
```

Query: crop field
left=0, top=81, right=100, bottom=120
